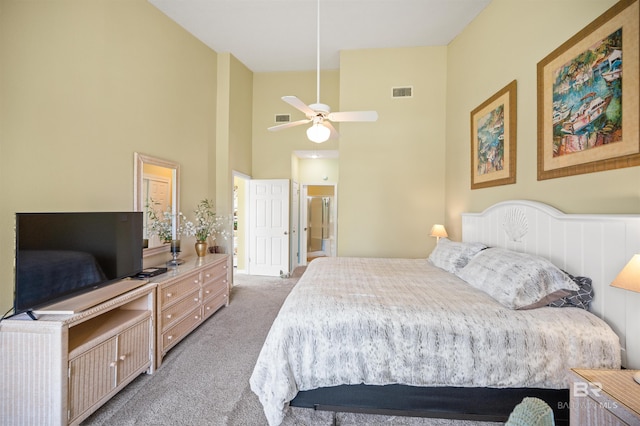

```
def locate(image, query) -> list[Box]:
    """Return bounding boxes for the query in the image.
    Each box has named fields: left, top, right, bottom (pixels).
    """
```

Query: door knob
left=284, top=231, right=288, bottom=235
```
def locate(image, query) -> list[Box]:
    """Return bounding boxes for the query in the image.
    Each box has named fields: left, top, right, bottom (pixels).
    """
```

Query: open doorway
left=232, top=171, right=250, bottom=274
left=300, top=184, right=337, bottom=265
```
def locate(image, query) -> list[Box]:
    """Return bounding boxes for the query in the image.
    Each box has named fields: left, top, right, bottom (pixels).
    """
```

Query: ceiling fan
left=267, top=0, right=378, bottom=143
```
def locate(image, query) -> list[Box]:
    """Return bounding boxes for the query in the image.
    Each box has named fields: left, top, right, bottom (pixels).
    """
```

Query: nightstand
left=569, top=368, right=640, bottom=425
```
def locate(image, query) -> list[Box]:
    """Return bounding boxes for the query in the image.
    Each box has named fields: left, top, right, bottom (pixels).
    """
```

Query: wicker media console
left=0, top=254, right=230, bottom=426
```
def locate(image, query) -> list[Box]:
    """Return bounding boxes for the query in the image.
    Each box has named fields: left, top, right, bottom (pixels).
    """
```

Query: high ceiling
left=148, top=0, right=492, bottom=73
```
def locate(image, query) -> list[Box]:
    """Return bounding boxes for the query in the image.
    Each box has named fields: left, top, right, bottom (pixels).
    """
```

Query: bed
left=250, top=200, right=640, bottom=425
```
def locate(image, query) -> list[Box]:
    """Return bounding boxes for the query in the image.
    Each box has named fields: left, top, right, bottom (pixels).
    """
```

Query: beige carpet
left=82, top=269, right=501, bottom=426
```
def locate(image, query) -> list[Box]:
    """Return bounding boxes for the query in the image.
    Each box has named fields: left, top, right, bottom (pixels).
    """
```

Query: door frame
left=299, top=182, right=338, bottom=266
left=232, top=171, right=251, bottom=274
left=291, top=181, right=300, bottom=272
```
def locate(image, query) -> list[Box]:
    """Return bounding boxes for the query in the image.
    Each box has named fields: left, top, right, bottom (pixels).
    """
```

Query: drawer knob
left=194, top=297, right=199, bottom=302
left=195, top=315, right=200, bottom=320
left=167, top=293, right=173, bottom=298
left=119, top=355, right=126, bottom=361
left=194, top=279, right=200, bottom=284
left=167, top=335, right=173, bottom=340
left=109, top=362, right=117, bottom=368
left=166, top=314, right=172, bottom=319
left=206, top=306, right=211, bottom=311
left=205, top=290, right=211, bottom=295
left=205, top=273, right=211, bottom=278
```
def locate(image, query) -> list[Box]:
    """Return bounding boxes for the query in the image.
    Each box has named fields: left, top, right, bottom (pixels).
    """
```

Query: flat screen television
left=14, top=212, right=143, bottom=317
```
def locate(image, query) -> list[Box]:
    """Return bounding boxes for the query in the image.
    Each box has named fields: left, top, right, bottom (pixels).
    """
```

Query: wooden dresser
left=153, top=254, right=231, bottom=367
left=569, top=368, right=640, bottom=425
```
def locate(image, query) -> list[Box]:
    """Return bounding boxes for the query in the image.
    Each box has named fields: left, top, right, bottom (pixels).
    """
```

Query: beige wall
left=216, top=53, right=253, bottom=254
left=228, top=56, right=254, bottom=180
left=338, top=47, right=448, bottom=258
left=0, top=0, right=218, bottom=308
left=252, top=47, right=448, bottom=259
left=444, top=0, right=639, bottom=240
left=297, top=158, right=339, bottom=184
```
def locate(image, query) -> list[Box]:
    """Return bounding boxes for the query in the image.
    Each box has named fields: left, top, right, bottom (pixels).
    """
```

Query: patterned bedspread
left=249, top=257, right=621, bottom=426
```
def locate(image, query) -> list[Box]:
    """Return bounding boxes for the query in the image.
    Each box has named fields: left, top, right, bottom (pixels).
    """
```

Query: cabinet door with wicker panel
left=68, top=313, right=151, bottom=425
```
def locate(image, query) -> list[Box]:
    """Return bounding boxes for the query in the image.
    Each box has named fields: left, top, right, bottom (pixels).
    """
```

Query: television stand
left=25, top=310, right=38, bottom=320
left=0, top=282, right=155, bottom=425
left=32, top=278, right=149, bottom=315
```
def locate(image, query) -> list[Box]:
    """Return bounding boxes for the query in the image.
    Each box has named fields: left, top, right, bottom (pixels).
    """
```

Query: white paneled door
left=249, top=179, right=290, bottom=276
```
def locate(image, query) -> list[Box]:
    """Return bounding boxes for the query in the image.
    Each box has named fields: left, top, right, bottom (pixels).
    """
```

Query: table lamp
left=610, top=254, right=640, bottom=385
left=430, top=224, right=448, bottom=243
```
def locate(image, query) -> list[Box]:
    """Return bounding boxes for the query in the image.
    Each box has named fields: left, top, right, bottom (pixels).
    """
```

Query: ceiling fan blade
left=268, top=119, right=311, bottom=132
left=324, top=121, right=340, bottom=139
left=282, top=96, right=317, bottom=117
left=327, top=110, right=379, bottom=122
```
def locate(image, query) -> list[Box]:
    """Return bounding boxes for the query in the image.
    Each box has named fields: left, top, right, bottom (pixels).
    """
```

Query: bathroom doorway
left=300, top=184, right=337, bottom=264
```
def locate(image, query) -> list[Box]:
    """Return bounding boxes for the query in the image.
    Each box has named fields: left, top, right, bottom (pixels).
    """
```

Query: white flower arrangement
left=182, top=199, right=231, bottom=243
left=146, top=199, right=192, bottom=244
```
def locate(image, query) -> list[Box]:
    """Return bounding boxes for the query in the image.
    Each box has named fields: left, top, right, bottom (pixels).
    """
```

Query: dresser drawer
left=153, top=254, right=231, bottom=368
left=202, top=279, right=226, bottom=301
left=161, top=306, right=202, bottom=352
left=203, top=291, right=227, bottom=320
left=159, top=272, right=201, bottom=308
left=201, top=260, right=228, bottom=285
left=159, top=288, right=201, bottom=332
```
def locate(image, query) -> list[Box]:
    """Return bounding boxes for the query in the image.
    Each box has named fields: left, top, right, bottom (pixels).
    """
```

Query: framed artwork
left=537, top=0, right=639, bottom=180
left=470, top=80, right=517, bottom=189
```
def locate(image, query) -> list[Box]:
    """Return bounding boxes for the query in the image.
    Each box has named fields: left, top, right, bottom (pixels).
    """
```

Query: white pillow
left=427, top=238, right=487, bottom=274
left=456, top=247, right=579, bottom=309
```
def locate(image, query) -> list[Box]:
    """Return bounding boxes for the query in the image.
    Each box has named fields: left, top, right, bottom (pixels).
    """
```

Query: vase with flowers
left=183, top=199, right=231, bottom=257
left=145, top=199, right=174, bottom=244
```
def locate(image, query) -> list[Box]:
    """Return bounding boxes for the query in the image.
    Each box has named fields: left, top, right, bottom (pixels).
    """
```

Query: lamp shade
left=306, top=123, right=330, bottom=143
left=611, top=254, right=640, bottom=293
left=430, top=224, right=448, bottom=239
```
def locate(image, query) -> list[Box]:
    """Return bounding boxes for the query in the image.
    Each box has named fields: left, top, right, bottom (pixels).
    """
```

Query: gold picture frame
left=537, top=0, right=639, bottom=180
left=470, top=80, right=517, bottom=189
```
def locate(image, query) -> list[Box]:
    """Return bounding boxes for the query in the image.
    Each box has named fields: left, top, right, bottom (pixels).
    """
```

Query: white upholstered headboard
left=462, top=200, right=640, bottom=369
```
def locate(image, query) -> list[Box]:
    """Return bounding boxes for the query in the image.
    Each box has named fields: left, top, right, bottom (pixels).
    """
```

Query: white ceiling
left=148, top=0, right=492, bottom=73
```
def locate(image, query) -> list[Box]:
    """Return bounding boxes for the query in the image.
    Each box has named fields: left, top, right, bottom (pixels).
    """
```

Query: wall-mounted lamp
left=430, top=224, right=448, bottom=243
left=610, top=254, right=640, bottom=385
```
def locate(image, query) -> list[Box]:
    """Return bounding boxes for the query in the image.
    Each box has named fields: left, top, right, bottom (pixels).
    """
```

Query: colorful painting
left=470, top=80, right=516, bottom=189
left=537, top=0, right=639, bottom=180
left=476, top=104, right=505, bottom=175
left=552, top=28, right=622, bottom=157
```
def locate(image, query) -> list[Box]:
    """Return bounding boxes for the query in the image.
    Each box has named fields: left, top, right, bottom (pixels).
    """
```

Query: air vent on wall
left=392, top=86, right=413, bottom=98
left=275, top=114, right=291, bottom=123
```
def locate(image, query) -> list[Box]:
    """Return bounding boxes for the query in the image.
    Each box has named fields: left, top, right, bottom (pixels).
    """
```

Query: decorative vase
left=195, top=240, right=208, bottom=257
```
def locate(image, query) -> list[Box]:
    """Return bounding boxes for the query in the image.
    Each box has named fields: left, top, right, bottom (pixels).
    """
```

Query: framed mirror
left=134, top=152, right=180, bottom=257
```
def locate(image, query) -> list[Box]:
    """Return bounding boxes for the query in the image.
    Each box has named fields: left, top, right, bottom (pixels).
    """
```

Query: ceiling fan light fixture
left=307, top=122, right=331, bottom=143
left=266, top=0, right=377, bottom=140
